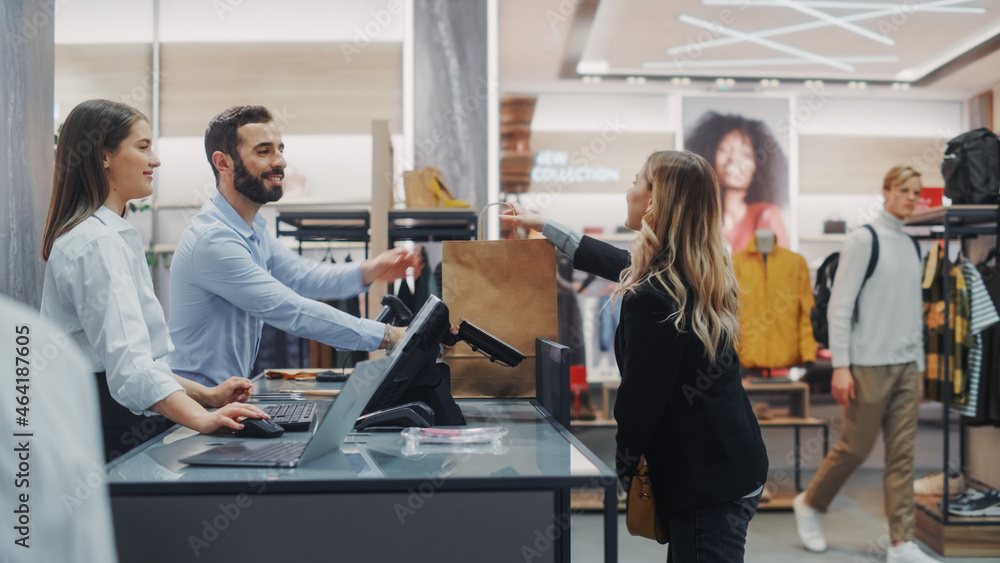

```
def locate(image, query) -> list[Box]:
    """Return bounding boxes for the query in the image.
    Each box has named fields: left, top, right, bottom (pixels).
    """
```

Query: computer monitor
left=362, top=295, right=466, bottom=426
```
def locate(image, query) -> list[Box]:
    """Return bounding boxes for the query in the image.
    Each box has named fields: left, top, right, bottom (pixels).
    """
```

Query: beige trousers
left=804, top=362, right=920, bottom=544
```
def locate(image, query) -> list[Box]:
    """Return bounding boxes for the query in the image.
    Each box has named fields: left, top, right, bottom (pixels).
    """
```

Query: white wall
left=796, top=97, right=963, bottom=138
left=532, top=93, right=672, bottom=132
left=56, top=0, right=405, bottom=44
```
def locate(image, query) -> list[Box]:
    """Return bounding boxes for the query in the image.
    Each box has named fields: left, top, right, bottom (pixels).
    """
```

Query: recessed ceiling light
left=857, top=81, right=867, bottom=89
left=636, top=76, right=646, bottom=84
left=681, top=77, right=691, bottom=85
left=627, top=76, right=637, bottom=84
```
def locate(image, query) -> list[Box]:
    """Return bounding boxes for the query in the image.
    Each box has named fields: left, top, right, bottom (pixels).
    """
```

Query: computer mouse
left=234, top=417, right=285, bottom=438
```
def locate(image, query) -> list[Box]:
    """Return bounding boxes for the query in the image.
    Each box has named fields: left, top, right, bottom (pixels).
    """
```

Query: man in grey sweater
left=794, top=166, right=939, bottom=563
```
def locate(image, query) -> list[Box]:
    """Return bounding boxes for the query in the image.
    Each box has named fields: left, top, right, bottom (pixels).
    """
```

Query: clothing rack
left=904, top=204, right=1000, bottom=554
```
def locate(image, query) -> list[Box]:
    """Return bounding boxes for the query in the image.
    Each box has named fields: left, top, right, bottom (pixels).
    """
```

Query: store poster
left=681, top=97, right=792, bottom=253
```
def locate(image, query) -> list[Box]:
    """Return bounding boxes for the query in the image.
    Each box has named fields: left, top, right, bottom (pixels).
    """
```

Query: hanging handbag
left=626, top=455, right=669, bottom=544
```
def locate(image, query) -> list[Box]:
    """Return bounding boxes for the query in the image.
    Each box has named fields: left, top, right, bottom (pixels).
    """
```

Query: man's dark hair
left=204, top=105, right=273, bottom=182
left=684, top=111, right=788, bottom=208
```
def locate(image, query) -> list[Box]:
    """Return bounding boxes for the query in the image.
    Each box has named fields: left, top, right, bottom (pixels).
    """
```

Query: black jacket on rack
left=573, top=236, right=769, bottom=518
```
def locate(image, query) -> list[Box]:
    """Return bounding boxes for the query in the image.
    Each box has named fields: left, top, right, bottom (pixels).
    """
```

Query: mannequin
left=754, top=228, right=776, bottom=256
left=732, top=228, right=817, bottom=372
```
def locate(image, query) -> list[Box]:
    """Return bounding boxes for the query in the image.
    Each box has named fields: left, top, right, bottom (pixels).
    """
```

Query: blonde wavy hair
left=613, top=150, right=742, bottom=362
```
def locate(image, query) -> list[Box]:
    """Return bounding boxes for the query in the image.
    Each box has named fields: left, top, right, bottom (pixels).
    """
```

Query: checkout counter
left=106, top=362, right=618, bottom=562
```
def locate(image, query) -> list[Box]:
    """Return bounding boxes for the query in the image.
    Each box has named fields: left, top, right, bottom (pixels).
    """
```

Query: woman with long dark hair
left=685, top=111, right=789, bottom=252
left=41, top=99, right=268, bottom=460
left=503, top=150, right=768, bottom=561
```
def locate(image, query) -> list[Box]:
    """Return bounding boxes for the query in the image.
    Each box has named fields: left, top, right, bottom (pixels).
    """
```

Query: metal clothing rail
left=906, top=204, right=1000, bottom=528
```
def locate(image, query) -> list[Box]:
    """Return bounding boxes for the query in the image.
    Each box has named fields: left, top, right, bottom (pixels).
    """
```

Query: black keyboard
left=258, top=402, right=317, bottom=432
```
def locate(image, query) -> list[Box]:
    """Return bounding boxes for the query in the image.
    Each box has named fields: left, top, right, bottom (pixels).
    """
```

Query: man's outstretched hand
left=361, top=248, right=424, bottom=285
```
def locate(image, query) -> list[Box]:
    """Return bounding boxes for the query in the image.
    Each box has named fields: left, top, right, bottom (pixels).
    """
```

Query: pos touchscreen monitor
left=361, top=295, right=465, bottom=426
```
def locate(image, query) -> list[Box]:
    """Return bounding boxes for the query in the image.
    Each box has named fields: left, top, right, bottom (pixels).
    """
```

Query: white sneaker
left=887, top=541, right=941, bottom=563
left=793, top=492, right=827, bottom=553
left=914, top=470, right=966, bottom=497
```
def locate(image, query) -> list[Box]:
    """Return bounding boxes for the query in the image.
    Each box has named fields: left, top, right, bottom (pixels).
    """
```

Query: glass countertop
left=106, top=399, right=614, bottom=493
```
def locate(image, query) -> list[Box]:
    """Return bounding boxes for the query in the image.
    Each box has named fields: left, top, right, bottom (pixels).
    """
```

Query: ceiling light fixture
left=771, top=0, right=895, bottom=45
left=703, top=0, right=985, bottom=14
left=668, top=0, right=976, bottom=62
left=678, top=14, right=854, bottom=71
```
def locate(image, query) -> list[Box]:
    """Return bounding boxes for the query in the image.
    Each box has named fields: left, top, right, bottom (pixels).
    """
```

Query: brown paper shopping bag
left=442, top=202, right=558, bottom=397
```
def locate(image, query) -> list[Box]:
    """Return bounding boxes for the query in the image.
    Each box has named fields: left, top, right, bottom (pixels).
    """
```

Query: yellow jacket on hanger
left=732, top=236, right=818, bottom=369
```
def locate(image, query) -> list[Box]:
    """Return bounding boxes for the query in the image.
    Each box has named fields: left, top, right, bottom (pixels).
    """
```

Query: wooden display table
left=745, top=380, right=829, bottom=510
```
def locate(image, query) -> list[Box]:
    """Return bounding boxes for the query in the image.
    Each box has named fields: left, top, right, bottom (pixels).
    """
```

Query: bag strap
left=852, top=225, right=879, bottom=325
left=909, top=235, right=921, bottom=260
left=478, top=202, right=519, bottom=241
left=849, top=227, right=921, bottom=325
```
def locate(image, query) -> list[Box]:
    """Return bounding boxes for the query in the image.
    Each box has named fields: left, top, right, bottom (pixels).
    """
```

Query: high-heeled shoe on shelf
left=402, top=167, right=470, bottom=209
left=429, top=176, right=470, bottom=208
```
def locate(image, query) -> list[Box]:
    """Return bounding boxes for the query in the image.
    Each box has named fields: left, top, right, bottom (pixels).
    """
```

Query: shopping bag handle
left=478, top=202, right=519, bottom=241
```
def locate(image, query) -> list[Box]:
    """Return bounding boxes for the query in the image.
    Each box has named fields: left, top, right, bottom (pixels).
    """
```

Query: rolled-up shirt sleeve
left=192, top=230, right=384, bottom=351
left=542, top=219, right=583, bottom=259
left=266, top=236, right=369, bottom=300
left=64, top=239, right=183, bottom=415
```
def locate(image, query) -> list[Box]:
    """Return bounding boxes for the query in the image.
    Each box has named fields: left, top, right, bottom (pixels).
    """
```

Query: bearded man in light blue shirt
left=168, top=106, right=417, bottom=386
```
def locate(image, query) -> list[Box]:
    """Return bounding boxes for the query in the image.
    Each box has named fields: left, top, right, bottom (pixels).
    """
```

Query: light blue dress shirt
left=168, top=192, right=385, bottom=385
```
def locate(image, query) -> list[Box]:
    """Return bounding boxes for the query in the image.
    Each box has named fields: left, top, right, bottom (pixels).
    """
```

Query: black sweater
left=574, top=236, right=769, bottom=518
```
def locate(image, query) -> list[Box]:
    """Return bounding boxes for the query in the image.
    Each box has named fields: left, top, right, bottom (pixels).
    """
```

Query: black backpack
left=941, top=128, right=1000, bottom=204
left=811, top=225, right=920, bottom=348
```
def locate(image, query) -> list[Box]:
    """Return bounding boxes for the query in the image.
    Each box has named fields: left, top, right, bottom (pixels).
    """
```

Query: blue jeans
left=665, top=493, right=761, bottom=563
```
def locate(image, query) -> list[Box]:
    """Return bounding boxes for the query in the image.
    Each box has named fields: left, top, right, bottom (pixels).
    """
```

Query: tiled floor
left=568, top=399, right=997, bottom=562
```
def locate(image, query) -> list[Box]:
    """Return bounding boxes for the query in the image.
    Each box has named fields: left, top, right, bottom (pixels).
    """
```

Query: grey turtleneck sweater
left=828, top=209, right=925, bottom=370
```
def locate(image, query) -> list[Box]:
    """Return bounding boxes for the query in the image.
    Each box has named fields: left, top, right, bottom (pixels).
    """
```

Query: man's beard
left=233, top=155, right=283, bottom=204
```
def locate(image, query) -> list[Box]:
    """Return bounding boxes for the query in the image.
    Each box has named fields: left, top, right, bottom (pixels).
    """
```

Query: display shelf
left=906, top=205, right=1000, bottom=542
left=757, top=491, right=797, bottom=511
left=905, top=204, right=999, bottom=228
left=745, top=380, right=828, bottom=495
left=388, top=208, right=477, bottom=242
left=745, top=380, right=812, bottom=419
left=276, top=210, right=372, bottom=245
left=915, top=491, right=1000, bottom=557
left=757, top=416, right=826, bottom=427
left=570, top=489, right=626, bottom=512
